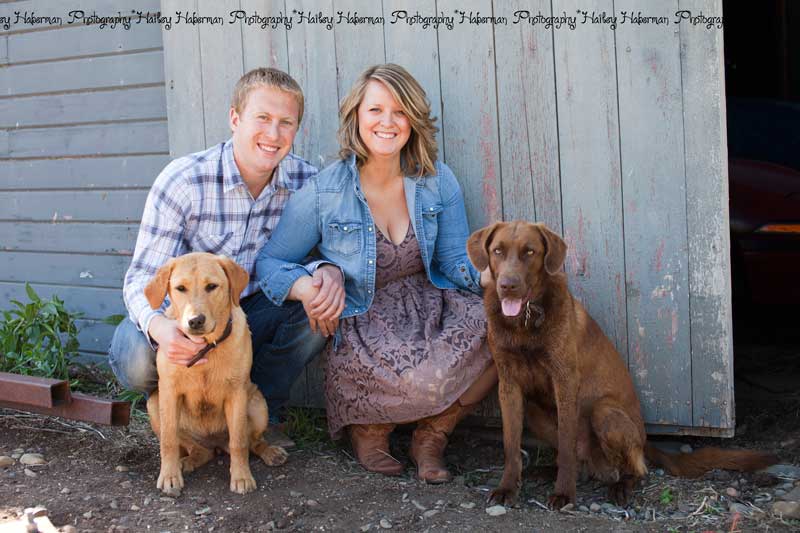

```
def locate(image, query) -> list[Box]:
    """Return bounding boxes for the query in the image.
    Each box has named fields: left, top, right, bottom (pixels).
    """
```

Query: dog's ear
left=538, top=224, right=567, bottom=275
left=144, top=259, right=176, bottom=310
left=218, top=256, right=249, bottom=307
left=467, top=222, right=503, bottom=271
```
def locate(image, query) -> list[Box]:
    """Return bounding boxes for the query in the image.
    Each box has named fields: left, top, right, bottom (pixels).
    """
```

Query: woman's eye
left=205, top=283, right=218, bottom=292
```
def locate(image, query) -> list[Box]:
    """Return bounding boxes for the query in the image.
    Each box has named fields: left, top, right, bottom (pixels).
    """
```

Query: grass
left=285, top=407, right=335, bottom=449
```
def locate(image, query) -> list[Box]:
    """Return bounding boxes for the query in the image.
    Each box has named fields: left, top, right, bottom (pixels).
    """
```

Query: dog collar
left=524, top=300, right=545, bottom=329
left=186, top=318, right=234, bottom=368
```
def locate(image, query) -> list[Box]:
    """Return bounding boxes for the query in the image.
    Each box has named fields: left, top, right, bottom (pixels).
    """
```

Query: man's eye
left=176, top=285, right=187, bottom=292
left=205, top=283, right=218, bottom=292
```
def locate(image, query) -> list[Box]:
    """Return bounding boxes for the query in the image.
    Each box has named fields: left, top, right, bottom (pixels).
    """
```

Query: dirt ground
left=1, top=333, right=799, bottom=533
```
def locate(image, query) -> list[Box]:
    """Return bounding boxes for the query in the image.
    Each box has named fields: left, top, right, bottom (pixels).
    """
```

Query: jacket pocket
left=325, top=221, right=362, bottom=256
left=420, top=203, right=444, bottom=241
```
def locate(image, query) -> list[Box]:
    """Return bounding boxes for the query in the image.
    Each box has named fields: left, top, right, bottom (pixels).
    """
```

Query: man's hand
left=148, top=315, right=207, bottom=366
left=289, top=273, right=342, bottom=337
left=308, top=265, right=345, bottom=321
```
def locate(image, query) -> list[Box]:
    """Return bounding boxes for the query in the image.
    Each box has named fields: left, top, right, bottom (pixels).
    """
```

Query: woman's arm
left=432, top=164, right=483, bottom=294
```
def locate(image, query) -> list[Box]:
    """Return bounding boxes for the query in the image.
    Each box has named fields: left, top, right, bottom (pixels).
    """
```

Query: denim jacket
left=256, top=155, right=482, bottom=318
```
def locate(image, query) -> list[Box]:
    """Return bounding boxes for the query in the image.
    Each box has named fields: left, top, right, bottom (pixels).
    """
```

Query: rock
left=485, top=505, right=507, bottom=517
left=781, top=482, right=795, bottom=490
left=559, top=503, right=574, bottom=512
left=435, top=499, right=445, bottom=506
left=726, top=487, right=739, bottom=498
left=290, top=490, right=302, bottom=498
left=83, top=511, right=93, bottom=519
left=654, top=469, right=664, bottom=476
left=20, top=453, right=46, bottom=466
left=130, top=505, right=141, bottom=511
left=762, top=464, right=800, bottom=479
left=195, top=507, right=211, bottom=516
left=305, top=499, right=320, bottom=508
left=422, top=510, right=439, bottom=518
left=679, top=444, right=693, bottom=454
left=61, top=487, right=70, bottom=494
left=120, top=480, right=132, bottom=489
left=62, top=527, right=78, bottom=533
left=590, top=503, right=602, bottom=512
left=0, top=456, right=14, bottom=467
left=359, top=525, right=370, bottom=532
left=780, top=486, right=800, bottom=502
left=775, top=489, right=786, bottom=497
left=411, top=500, right=426, bottom=511
left=578, top=505, right=589, bottom=512
left=115, top=465, right=129, bottom=472
left=379, top=518, right=392, bottom=529
left=729, top=502, right=751, bottom=516
left=773, top=501, right=800, bottom=519
left=110, top=500, right=119, bottom=509
left=24, top=468, right=37, bottom=478
left=460, top=502, right=476, bottom=509
left=143, top=497, right=152, bottom=506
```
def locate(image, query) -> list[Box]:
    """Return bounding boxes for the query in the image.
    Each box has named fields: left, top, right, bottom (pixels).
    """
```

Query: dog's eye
left=493, top=248, right=503, bottom=255
left=175, top=285, right=186, bottom=292
left=527, top=250, right=535, bottom=255
left=205, top=283, right=218, bottom=292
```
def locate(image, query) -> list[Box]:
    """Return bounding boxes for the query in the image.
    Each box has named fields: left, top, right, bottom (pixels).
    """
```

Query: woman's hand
left=289, top=270, right=344, bottom=337
left=480, top=267, right=493, bottom=288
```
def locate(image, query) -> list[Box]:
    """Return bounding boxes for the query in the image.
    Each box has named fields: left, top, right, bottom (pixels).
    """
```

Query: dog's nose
left=188, top=314, right=206, bottom=330
left=499, top=276, right=520, bottom=293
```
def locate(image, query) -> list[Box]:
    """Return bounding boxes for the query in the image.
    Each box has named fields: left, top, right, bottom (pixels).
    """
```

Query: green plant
left=0, top=284, right=83, bottom=381
left=285, top=407, right=333, bottom=449
left=660, top=486, right=674, bottom=505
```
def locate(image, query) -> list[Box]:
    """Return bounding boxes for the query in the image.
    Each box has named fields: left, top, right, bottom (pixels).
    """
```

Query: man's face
left=230, top=85, right=300, bottom=181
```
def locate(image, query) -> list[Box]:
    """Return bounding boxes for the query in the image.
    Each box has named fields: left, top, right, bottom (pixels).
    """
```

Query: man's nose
left=264, top=120, right=280, bottom=139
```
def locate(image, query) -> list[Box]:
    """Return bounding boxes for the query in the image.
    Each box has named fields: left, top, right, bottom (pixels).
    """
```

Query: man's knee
left=108, top=319, right=157, bottom=394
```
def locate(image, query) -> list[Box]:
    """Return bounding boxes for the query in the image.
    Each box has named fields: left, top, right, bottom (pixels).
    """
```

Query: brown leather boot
left=349, top=424, right=403, bottom=476
left=410, top=402, right=473, bottom=483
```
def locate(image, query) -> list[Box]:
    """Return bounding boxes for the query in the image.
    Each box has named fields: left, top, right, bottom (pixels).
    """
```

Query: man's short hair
left=231, top=68, right=305, bottom=123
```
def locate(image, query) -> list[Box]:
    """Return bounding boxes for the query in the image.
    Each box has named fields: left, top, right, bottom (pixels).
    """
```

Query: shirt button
left=460, top=266, right=466, bottom=272
left=343, top=226, right=348, bottom=231
left=429, top=207, right=434, bottom=211
left=368, top=260, right=373, bottom=265
left=368, top=226, right=373, bottom=232
left=368, top=290, right=372, bottom=294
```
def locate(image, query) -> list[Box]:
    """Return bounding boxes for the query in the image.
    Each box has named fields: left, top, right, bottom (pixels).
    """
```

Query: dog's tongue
left=501, top=298, right=523, bottom=317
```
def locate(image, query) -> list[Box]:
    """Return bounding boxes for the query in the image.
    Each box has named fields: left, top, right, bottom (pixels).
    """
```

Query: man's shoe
left=265, top=423, right=296, bottom=449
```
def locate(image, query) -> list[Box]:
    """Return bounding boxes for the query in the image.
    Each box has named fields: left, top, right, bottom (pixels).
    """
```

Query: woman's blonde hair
left=338, top=64, right=438, bottom=177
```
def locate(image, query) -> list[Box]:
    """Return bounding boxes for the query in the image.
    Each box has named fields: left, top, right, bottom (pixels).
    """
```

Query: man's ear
left=218, top=256, right=249, bottom=307
left=538, top=223, right=567, bottom=275
left=467, top=222, right=503, bottom=271
left=144, top=259, right=176, bottom=310
left=229, top=106, right=239, bottom=133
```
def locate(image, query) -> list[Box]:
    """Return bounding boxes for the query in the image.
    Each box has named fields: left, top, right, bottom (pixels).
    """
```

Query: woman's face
left=357, top=80, right=412, bottom=161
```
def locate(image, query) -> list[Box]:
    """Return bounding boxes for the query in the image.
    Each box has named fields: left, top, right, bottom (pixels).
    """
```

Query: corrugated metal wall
left=0, top=0, right=169, bottom=363
left=160, top=0, right=734, bottom=435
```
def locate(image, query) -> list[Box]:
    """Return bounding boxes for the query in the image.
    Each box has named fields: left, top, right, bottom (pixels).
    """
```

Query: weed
left=660, top=486, right=674, bottom=505
left=285, top=407, right=334, bottom=449
left=0, top=284, right=82, bottom=382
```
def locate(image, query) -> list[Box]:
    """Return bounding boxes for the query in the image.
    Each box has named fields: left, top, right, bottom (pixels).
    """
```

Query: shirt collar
left=223, top=139, right=292, bottom=197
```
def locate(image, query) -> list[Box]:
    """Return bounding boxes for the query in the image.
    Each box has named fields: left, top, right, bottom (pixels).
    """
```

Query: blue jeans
left=108, top=291, right=328, bottom=422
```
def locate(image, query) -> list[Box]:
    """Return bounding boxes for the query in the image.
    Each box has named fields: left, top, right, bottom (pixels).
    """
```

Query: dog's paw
left=488, top=486, right=518, bottom=507
left=230, top=473, right=257, bottom=494
left=259, top=445, right=288, bottom=466
left=608, top=479, right=633, bottom=506
left=546, top=493, right=574, bottom=510
left=157, top=468, right=184, bottom=497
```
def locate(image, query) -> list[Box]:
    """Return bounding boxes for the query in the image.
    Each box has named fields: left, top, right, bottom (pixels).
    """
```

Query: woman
left=256, top=64, right=497, bottom=483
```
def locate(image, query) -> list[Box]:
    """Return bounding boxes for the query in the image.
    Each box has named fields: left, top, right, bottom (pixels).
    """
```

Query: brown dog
left=144, top=252, right=287, bottom=496
left=467, top=221, right=777, bottom=508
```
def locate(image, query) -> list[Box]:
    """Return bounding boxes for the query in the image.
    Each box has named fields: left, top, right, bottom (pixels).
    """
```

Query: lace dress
left=324, top=225, right=490, bottom=438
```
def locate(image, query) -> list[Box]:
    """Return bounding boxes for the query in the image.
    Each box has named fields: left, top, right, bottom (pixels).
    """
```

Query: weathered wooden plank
left=333, top=0, right=385, bottom=105
left=6, top=22, right=162, bottom=64
left=161, top=0, right=206, bottom=157
left=1, top=155, right=169, bottom=189
left=76, top=319, right=117, bottom=354
left=616, top=0, right=691, bottom=426
left=681, top=0, right=733, bottom=430
left=5, top=121, right=168, bottom=158
left=0, top=50, right=165, bottom=96
left=199, top=0, right=244, bottom=148
left=553, top=0, right=627, bottom=358
left=0, top=86, right=166, bottom=128
left=286, top=0, right=339, bottom=167
left=241, top=0, right=288, bottom=72
left=381, top=0, right=444, bottom=160
left=0, top=190, right=148, bottom=222
left=1, top=223, right=138, bottom=254
left=493, top=0, right=562, bottom=231
left=0, top=252, right=129, bottom=287
left=0, top=282, right=125, bottom=319
left=436, top=0, right=502, bottom=229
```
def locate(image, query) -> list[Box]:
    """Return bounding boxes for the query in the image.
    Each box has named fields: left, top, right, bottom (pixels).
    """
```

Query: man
left=109, top=68, right=342, bottom=446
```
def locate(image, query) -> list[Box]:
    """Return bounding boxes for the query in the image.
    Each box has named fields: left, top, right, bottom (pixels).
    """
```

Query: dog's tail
left=644, top=443, right=778, bottom=478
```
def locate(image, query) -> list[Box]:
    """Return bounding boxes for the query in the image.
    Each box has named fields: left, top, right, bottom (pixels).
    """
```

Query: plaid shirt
left=123, top=139, right=318, bottom=338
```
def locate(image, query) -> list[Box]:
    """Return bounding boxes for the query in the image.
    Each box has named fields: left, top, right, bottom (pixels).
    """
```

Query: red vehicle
left=727, top=99, right=800, bottom=308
